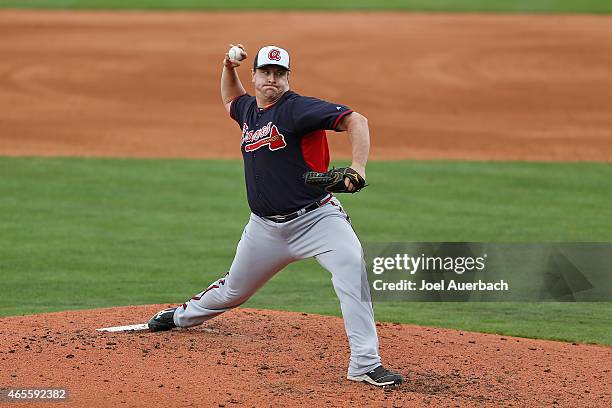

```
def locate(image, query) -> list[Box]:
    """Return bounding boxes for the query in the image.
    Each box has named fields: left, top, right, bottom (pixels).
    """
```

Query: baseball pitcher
left=148, top=44, right=403, bottom=387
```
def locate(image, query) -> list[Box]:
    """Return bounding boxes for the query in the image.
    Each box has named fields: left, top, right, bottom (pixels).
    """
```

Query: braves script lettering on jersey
left=148, top=44, right=403, bottom=387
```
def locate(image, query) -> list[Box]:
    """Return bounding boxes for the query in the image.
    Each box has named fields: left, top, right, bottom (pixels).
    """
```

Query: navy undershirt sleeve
left=229, top=93, right=254, bottom=129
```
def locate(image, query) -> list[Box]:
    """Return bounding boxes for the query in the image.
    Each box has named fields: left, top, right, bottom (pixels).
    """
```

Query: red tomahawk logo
left=245, top=125, right=287, bottom=152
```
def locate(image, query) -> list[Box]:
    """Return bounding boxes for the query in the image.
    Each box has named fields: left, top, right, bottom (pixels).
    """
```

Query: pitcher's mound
left=0, top=305, right=609, bottom=407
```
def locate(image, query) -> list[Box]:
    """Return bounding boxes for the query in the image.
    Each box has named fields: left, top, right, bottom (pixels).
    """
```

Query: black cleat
left=148, top=307, right=177, bottom=332
left=347, top=365, right=404, bottom=387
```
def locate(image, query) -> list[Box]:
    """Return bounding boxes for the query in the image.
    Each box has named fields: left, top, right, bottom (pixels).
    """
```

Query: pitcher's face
left=252, top=66, right=290, bottom=102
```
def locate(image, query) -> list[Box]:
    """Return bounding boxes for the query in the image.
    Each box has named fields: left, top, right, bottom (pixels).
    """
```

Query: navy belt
left=263, top=194, right=332, bottom=223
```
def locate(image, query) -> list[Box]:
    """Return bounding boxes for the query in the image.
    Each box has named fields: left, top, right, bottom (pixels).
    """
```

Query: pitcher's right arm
left=221, top=44, right=248, bottom=112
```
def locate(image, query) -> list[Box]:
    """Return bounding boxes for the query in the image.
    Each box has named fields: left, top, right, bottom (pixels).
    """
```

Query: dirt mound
left=0, top=306, right=610, bottom=407
left=1, top=11, right=612, bottom=161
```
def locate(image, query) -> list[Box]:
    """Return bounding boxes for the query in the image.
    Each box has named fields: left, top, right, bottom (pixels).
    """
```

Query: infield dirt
left=1, top=11, right=611, bottom=161
left=1, top=10, right=611, bottom=408
left=1, top=306, right=611, bottom=407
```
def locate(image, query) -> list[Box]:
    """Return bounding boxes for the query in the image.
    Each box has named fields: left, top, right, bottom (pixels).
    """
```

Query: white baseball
left=228, top=46, right=244, bottom=61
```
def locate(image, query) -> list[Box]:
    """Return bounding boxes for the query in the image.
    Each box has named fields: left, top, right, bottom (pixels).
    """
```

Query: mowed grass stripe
left=0, top=157, right=610, bottom=344
left=0, top=0, right=612, bottom=13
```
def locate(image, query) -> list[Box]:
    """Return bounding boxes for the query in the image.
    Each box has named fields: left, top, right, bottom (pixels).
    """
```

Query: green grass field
left=0, top=0, right=611, bottom=13
left=1, top=157, right=610, bottom=345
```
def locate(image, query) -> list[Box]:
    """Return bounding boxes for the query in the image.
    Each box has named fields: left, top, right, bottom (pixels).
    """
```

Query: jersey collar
left=257, top=90, right=294, bottom=111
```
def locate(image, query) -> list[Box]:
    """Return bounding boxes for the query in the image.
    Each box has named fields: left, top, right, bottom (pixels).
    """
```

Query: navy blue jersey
left=229, top=90, right=353, bottom=217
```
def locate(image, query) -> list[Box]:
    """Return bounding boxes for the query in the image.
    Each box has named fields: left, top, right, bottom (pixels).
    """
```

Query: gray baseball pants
left=173, top=196, right=381, bottom=376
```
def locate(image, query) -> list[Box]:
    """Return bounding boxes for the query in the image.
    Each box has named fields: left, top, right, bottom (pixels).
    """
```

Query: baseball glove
left=303, top=167, right=367, bottom=193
